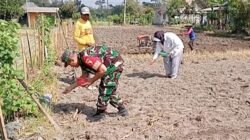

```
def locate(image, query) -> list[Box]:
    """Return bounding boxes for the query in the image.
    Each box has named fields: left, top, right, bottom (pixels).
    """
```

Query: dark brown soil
left=21, top=25, right=250, bottom=140
left=93, top=25, right=250, bottom=54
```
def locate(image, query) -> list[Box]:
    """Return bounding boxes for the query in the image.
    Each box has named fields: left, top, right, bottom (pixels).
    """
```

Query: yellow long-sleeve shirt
left=74, top=19, right=95, bottom=51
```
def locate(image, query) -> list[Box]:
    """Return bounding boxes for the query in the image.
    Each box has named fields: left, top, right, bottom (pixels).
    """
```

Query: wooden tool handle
left=17, top=79, right=61, bottom=132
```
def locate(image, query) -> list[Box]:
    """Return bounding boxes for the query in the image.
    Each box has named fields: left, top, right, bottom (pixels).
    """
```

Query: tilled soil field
left=93, top=26, right=250, bottom=54
left=22, top=26, right=250, bottom=140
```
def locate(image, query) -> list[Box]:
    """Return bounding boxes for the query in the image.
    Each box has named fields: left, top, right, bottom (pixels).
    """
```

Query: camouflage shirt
left=78, top=45, right=124, bottom=75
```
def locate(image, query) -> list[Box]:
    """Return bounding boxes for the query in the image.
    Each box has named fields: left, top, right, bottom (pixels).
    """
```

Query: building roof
left=22, top=2, right=59, bottom=13
left=25, top=7, right=59, bottom=13
left=201, top=7, right=224, bottom=13
left=22, top=2, right=38, bottom=9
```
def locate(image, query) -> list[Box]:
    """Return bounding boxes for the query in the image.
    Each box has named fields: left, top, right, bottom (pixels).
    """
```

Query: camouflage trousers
left=97, top=69, right=123, bottom=111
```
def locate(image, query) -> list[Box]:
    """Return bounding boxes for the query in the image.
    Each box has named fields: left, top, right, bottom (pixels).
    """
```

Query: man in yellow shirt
left=74, top=7, right=96, bottom=90
left=74, top=7, right=95, bottom=51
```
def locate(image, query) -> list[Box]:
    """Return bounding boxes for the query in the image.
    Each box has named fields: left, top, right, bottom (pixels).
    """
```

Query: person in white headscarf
left=150, top=31, right=184, bottom=79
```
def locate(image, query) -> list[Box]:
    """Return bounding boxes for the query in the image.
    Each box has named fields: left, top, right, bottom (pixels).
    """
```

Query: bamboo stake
left=38, top=30, right=42, bottom=68
left=54, top=29, right=59, bottom=51
left=20, top=37, right=27, bottom=82
left=33, top=30, right=37, bottom=67
left=55, top=29, right=58, bottom=55
left=0, top=100, right=8, bottom=140
left=26, top=58, right=29, bottom=80
left=58, top=28, right=62, bottom=50
left=56, top=12, right=69, bottom=49
left=41, top=16, right=45, bottom=64
left=17, top=79, right=62, bottom=132
left=52, top=30, right=55, bottom=54
left=65, top=22, right=68, bottom=40
left=26, top=30, right=33, bottom=69
left=38, top=31, right=40, bottom=67
left=0, top=104, right=8, bottom=140
left=68, top=19, right=71, bottom=32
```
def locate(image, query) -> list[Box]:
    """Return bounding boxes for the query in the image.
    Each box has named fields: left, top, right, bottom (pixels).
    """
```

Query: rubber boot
left=118, top=106, right=129, bottom=117
left=93, top=109, right=106, bottom=120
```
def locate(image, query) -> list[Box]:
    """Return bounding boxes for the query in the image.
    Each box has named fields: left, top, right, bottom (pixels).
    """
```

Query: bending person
left=150, top=31, right=184, bottom=79
left=61, top=45, right=128, bottom=119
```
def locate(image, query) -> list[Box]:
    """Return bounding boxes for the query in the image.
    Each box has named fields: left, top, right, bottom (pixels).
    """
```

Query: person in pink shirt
left=182, top=24, right=196, bottom=51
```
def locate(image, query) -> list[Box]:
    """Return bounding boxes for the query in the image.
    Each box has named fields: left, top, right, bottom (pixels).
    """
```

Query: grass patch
left=124, top=49, right=250, bottom=62
left=19, top=64, right=59, bottom=138
left=184, top=49, right=250, bottom=61
left=19, top=114, right=55, bottom=139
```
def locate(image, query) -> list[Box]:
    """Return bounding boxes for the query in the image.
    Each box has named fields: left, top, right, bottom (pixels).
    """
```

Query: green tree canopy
left=59, top=1, right=79, bottom=19
left=126, top=0, right=143, bottom=17
left=0, top=0, right=25, bottom=20
left=167, top=0, right=187, bottom=17
left=29, top=0, right=51, bottom=7
left=229, top=0, right=250, bottom=32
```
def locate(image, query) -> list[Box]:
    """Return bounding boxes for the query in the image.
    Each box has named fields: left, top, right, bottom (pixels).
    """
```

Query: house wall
left=29, top=13, right=38, bottom=28
left=180, top=14, right=201, bottom=25
left=28, top=13, right=57, bottom=28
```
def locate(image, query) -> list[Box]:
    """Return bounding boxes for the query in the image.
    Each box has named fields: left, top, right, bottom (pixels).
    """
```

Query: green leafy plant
left=30, top=15, right=57, bottom=92
left=59, top=1, right=78, bottom=19
left=0, top=20, right=37, bottom=121
left=37, top=15, right=56, bottom=67
left=0, top=0, right=24, bottom=20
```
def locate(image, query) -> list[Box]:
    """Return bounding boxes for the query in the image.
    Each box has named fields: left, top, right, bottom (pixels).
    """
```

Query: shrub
left=0, top=20, right=37, bottom=121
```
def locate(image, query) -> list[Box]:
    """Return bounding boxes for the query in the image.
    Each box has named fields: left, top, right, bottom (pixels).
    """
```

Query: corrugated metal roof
left=22, top=2, right=38, bottom=9
left=25, top=7, right=59, bottom=13
left=22, top=2, right=59, bottom=13
left=201, top=7, right=224, bottom=12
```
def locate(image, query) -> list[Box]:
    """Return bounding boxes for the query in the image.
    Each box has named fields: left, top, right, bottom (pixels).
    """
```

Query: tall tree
left=29, top=0, right=50, bottom=7
left=126, top=0, right=143, bottom=17
left=0, top=0, right=25, bottom=20
left=229, top=0, right=250, bottom=32
left=167, top=0, right=186, bottom=17
left=95, top=0, right=105, bottom=8
left=59, top=1, right=78, bottom=19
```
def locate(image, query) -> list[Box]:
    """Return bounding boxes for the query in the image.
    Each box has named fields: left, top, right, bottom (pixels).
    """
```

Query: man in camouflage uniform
left=61, top=45, right=128, bottom=118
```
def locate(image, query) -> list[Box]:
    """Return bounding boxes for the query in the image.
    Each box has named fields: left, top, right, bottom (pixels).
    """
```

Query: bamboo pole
left=25, top=58, right=29, bottom=80
left=57, top=29, right=60, bottom=52
left=65, top=22, right=68, bottom=39
left=33, top=30, right=37, bottom=67
left=38, top=30, right=40, bottom=67
left=58, top=27, right=63, bottom=50
left=20, top=37, right=28, bottom=82
left=26, top=30, right=33, bottom=69
left=38, top=30, right=42, bottom=68
left=0, top=104, right=8, bottom=140
left=68, top=19, right=72, bottom=32
left=56, top=12, right=69, bottom=49
left=55, top=29, right=58, bottom=55
left=17, top=79, right=61, bottom=132
left=41, top=16, right=45, bottom=64
left=50, top=30, right=54, bottom=56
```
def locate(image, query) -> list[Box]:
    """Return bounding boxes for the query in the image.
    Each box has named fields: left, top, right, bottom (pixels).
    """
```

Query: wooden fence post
left=26, top=30, right=33, bottom=69
left=38, top=30, right=42, bottom=68
left=0, top=102, right=8, bottom=140
left=20, top=37, right=28, bottom=82
left=41, top=16, right=45, bottom=65
left=33, top=30, right=37, bottom=67
left=55, top=29, right=58, bottom=55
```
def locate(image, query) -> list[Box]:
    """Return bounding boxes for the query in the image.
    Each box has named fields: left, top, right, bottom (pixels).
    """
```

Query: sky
left=81, top=0, right=153, bottom=8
